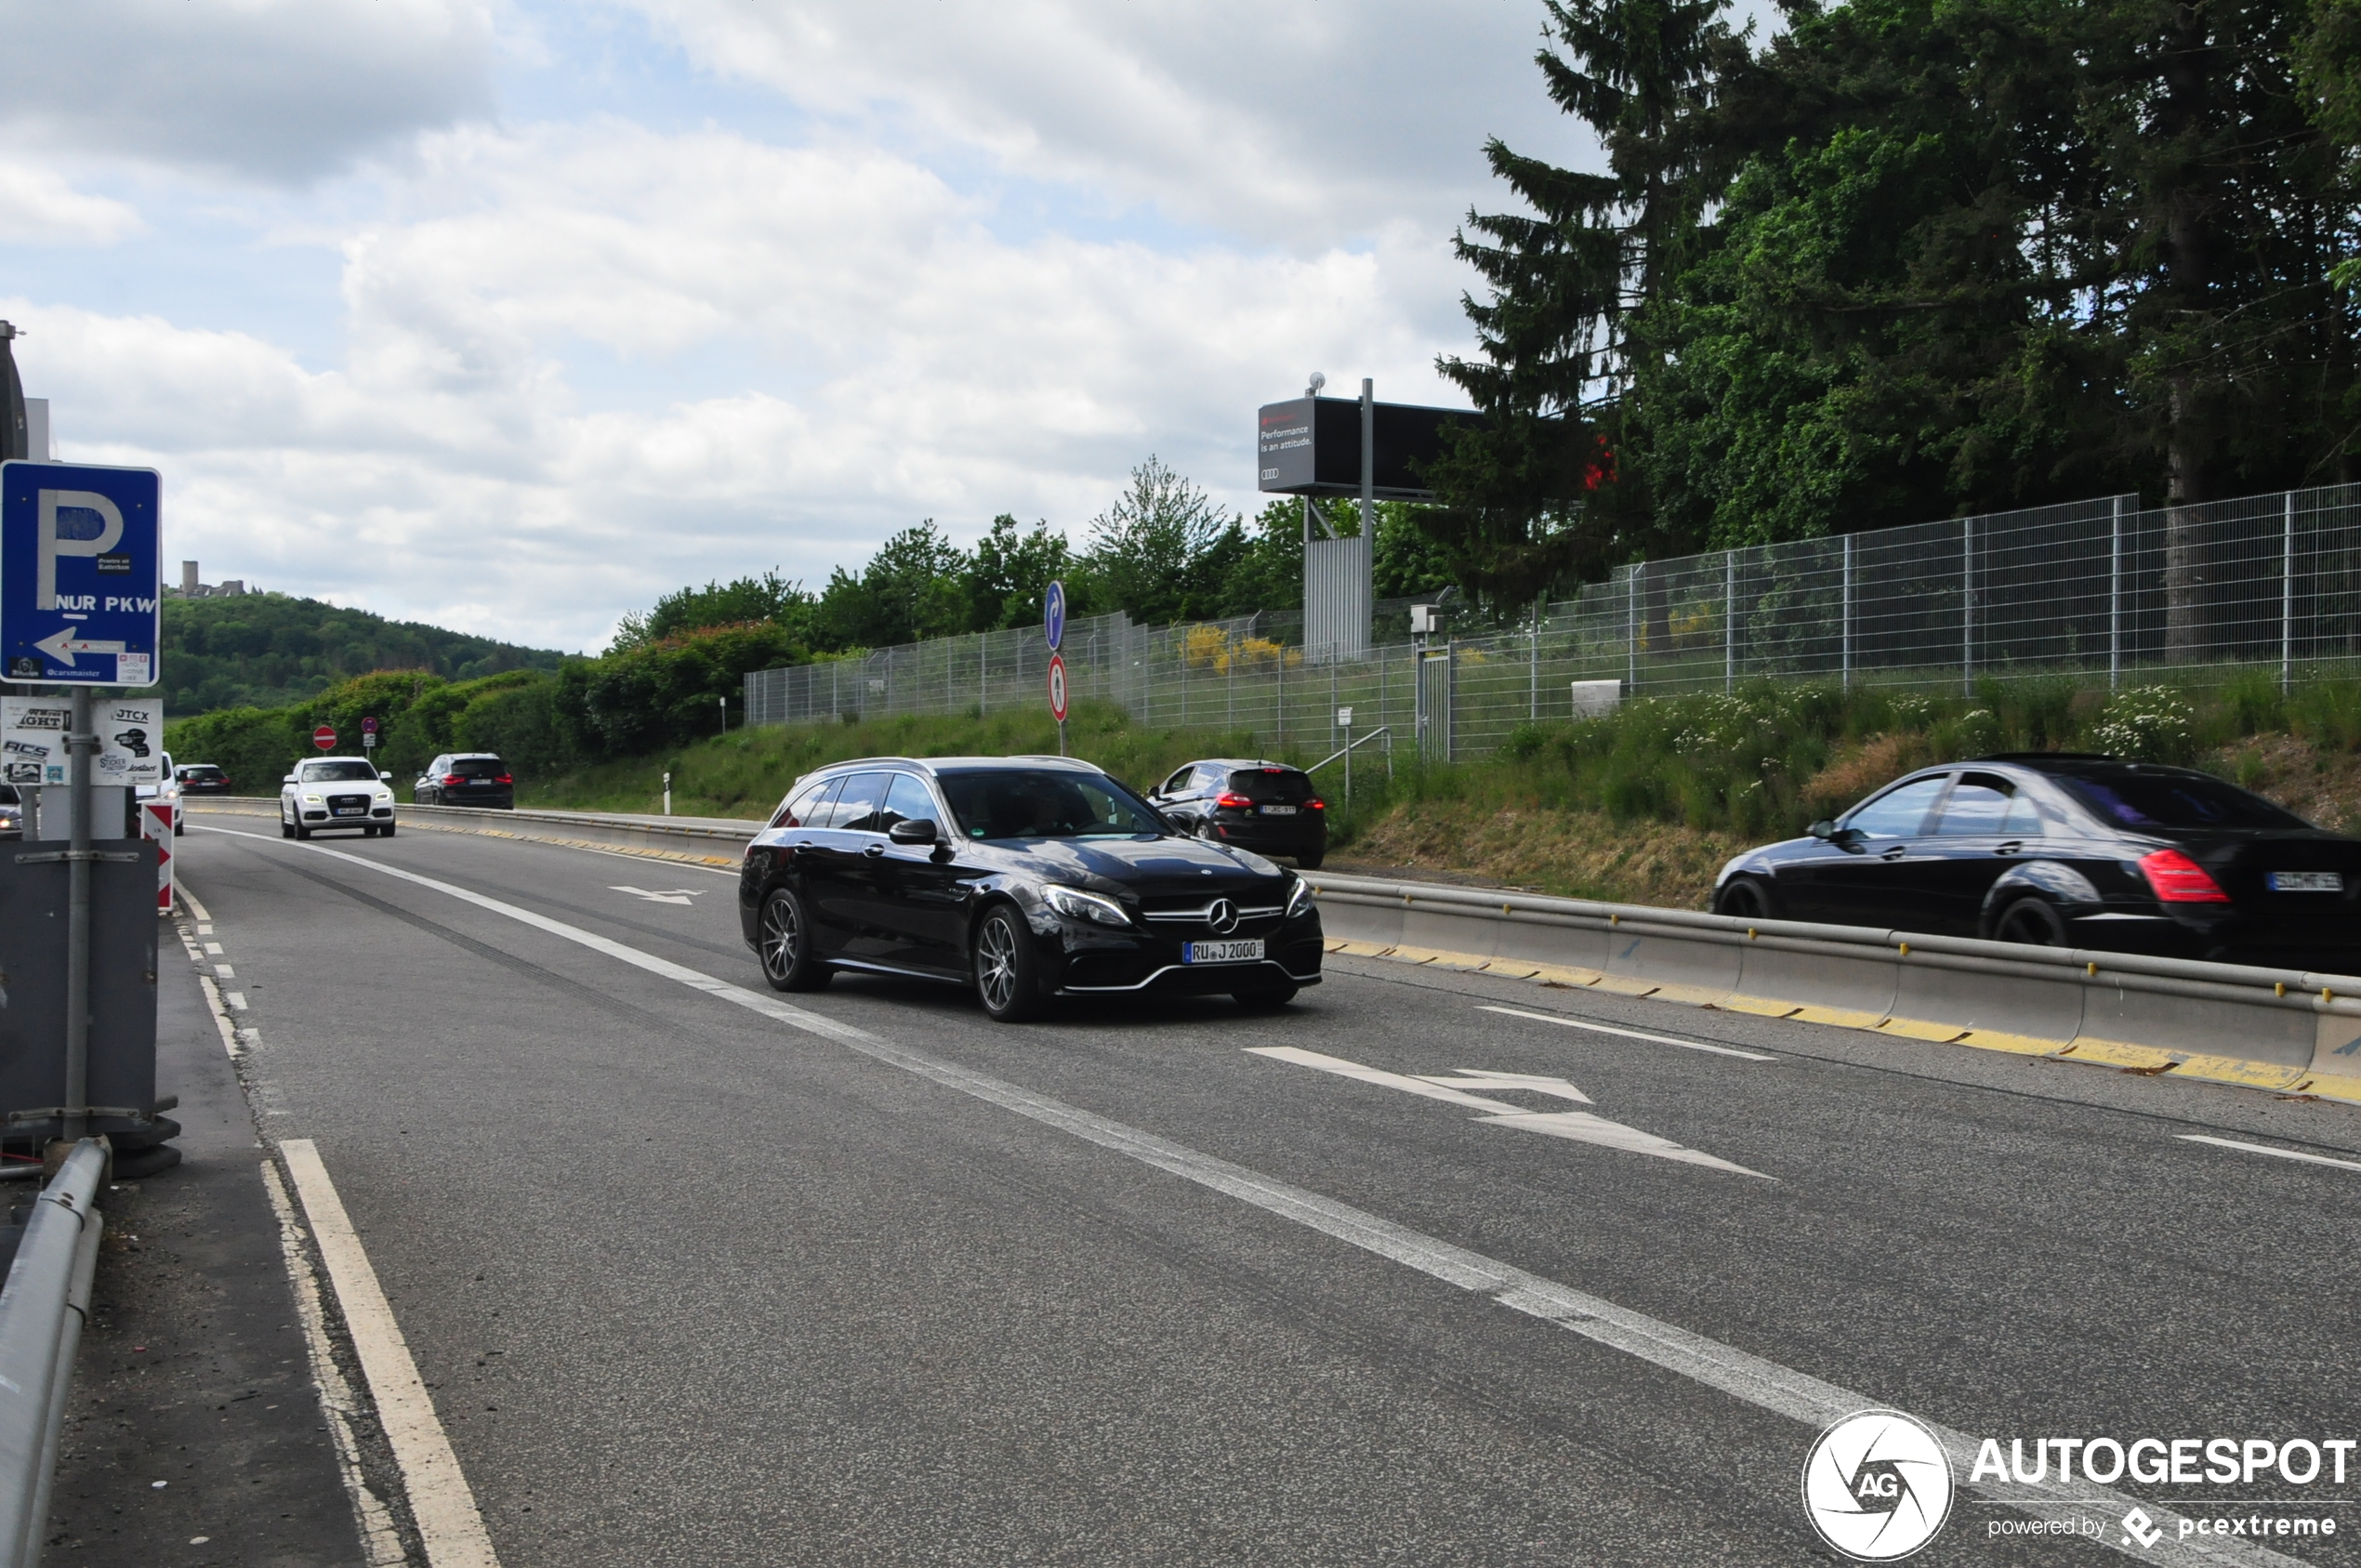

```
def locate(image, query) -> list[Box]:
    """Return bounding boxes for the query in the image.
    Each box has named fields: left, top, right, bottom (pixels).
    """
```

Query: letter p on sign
left=38, top=491, right=125, bottom=610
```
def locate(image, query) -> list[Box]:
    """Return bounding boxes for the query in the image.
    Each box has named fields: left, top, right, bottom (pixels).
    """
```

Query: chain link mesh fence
left=745, top=481, right=2361, bottom=763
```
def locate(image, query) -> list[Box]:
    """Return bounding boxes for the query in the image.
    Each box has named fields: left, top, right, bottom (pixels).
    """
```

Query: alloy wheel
left=977, top=914, right=1021, bottom=1013
left=761, top=893, right=800, bottom=982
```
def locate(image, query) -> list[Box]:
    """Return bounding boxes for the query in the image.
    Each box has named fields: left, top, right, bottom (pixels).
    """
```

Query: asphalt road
left=173, top=805, right=2361, bottom=1566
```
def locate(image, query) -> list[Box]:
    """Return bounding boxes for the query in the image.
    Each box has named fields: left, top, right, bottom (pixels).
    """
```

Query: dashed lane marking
left=1478, top=1004, right=1777, bottom=1061
left=191, top=821, right=2296, bottom=1565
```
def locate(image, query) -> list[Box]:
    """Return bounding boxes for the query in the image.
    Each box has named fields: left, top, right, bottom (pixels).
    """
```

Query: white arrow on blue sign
left=1044, top=578, right=1066, bottom=651
left=1, top=461, right=162, bottom=687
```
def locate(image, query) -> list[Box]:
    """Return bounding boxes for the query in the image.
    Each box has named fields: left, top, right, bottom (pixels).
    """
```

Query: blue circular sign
left=1044, top=579, right=1067, bottom=651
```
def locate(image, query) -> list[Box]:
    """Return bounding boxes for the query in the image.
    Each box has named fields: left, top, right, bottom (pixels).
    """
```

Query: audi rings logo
left=1206, top=899, right=1239, bottom=934
left=1802, top=1410, right=1955, bottom=1561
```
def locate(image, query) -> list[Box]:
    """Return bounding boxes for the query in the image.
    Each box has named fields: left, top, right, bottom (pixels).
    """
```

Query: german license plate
left=2269, top=871, right=2343, bottom=892
left=1260, top=804, right=1298, bottom=815
left=1183, top=938, right=1265, bottom=965
left=334, top=807, right=366, bottom=816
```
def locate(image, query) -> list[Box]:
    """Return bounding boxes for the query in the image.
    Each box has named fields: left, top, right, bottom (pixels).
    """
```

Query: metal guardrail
left=0, top=1140, right=106, bottom=1567
left=1301, top=871, right=2361, bottom=1092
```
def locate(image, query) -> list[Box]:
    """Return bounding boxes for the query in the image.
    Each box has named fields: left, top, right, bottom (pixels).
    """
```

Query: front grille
left=1139, top=899, right=1285, bottom=932
left=328, top=794, right=370, bottom=811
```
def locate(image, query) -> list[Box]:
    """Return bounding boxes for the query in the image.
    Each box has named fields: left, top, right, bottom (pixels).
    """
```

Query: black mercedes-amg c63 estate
left=739, top=756, right=1323, bottom=1021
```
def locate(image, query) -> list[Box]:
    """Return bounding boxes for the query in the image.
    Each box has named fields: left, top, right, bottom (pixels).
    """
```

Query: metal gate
left=1415, top=647, right=1452, bottom=762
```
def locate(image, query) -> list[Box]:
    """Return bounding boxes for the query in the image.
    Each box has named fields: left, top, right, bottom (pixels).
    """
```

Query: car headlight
left=1043, top=884, right=1130, bottom=927
left=1286, top=877, right=1315, bottom=917
left=302, top=793, right=323, bottom=804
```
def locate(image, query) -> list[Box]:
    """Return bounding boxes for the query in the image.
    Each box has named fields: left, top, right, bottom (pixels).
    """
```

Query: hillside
left=161, top=592, right=571, bottom=716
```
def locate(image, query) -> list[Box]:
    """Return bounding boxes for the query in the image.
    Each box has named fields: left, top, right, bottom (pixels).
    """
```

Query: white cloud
left=0, top=163, right=142, bottom=244
left=618, top=0, right=1588, bottom=246
left=6, top=109, right=1469, bottom=651
left=0, top=0, right=496, bottom=182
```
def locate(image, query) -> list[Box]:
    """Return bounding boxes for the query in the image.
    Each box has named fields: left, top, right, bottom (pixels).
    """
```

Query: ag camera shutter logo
left=1802, top=1409, right=1955, bottom=1560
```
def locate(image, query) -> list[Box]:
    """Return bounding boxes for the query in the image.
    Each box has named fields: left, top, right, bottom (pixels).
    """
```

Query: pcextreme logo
left=1801, top=1410, right=1956, bottom=1561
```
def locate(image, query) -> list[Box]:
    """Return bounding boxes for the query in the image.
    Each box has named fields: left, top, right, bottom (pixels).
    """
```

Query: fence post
left=1841, top=534, right=1853, bottom=689
left=1529, top=611, right=1539, bottom=722
left=2109, top=495, right=2123, bottom=690
left=1962, top=515, right=1975, bottom=695
left=1275, top=645, right=1285, bottom=747
left=2283, top=489, right=2297, bottom=694
left=1723, top=551, right=1735, bottom=693
left=1627, top=566, right=1638, bottom=697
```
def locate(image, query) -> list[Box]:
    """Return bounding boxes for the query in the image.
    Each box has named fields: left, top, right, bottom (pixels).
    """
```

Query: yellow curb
left=1721, top=995, right=1804, bottom=1020
left=1530, top=964, right=1607, bottom=988
left=2055, top=1038, right=2180, bottom=1072
left=2302, top=1072, right=2361, bottom=1106
left=2167, top=1054, right=2312, bottom=1091
left=1873, top=1017, right=1971, bottom=1043
left=1954, top=1030, right=2071, bottom=1056
left=1787, top=1005, right=1890, bottom=1029
left=1588, top=975, right=1663, bottom=998
left=1645, top=982, right=1733, bottom=1008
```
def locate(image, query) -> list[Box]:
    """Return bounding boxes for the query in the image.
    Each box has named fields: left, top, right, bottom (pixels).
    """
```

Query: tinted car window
left=1931, top=775, right=2011, bottom=837
left=303, top=761, right=379, bottom=784
left=1844, top=777, right=1947, bottom=839
left=2000, top=792, right=2045, bottom=836
left=773, top=778, right=838, bottom=829
left=0, top=784, right=17, bottom=805
left=880, top=773, right=937, bottom=832
left=830, top=772, right=891, bottom=833
left=938, top=769, right=1167, bottom=840
left=451, top=758, right=506, bottom=778
left=2060, top=773, right=2306, bottom=832
left=1225, top=768, right=1313, bottom=803
left=1158, top=767, right=1192, bottom=796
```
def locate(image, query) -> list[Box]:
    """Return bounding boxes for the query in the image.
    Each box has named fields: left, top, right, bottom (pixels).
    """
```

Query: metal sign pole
left=61, top=686, right=93, bottom=1144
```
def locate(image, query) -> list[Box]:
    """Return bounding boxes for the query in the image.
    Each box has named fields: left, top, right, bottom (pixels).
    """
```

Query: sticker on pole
left=1047, top=652, right=1069, bottom=722
left=1044, top=578, right=1066, bottom=651
left=1, top=695, right=162, bottom=786
left=0, top=460, right=162, bottom=686
left=313, top=724, right=337, bottom=751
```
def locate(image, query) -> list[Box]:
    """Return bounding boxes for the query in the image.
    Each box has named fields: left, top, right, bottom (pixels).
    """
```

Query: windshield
left=1225, top=768, right=1313, bottom=803
left=304, top=761, right=380, bottom=784
left=451, top=758, right=506, bottom=777
left=937, top=769, right=1167, bottom=841
left=2059, top=772, right=2306, bottom=832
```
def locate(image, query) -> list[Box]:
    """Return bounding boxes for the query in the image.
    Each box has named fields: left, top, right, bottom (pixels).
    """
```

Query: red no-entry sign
left=312, top=725, right=336, bottom=750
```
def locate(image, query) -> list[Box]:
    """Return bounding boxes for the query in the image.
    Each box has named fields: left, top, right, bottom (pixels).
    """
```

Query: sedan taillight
left=495, top=773, right=512, bottom=784
left=1307, top=798, right=1325, bottom=810
left=2139, top=848, right=2231, bottom=903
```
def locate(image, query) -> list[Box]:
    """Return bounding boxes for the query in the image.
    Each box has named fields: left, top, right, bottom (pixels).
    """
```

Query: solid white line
left=194, top=976, right=242, bottom=1059
left=178, top=884, right=213, bottom=922
left=1478, top=1005, right=1777, bottom=1061
left=280, top=1139, right=503, bottom=1568
left=2179, top=1134, right=2361, bottom=1174
left=259, top=1160, right=408, bottom=1568
left=196, top=824, right=2294, bottom=1566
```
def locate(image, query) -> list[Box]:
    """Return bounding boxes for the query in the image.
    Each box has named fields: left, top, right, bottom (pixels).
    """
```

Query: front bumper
left=297, top=801, right=397, bottom=827
left=1047, top=910, right=1325, bottom=995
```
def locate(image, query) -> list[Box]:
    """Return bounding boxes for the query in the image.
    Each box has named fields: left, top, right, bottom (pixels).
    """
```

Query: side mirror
left=888, top=817, right=939, bottom=845
left=1808, top=819, right=1835, bottom=839
left=283, top=774, right=297, bottom=785
left=380, top=771, right=392, bottom=782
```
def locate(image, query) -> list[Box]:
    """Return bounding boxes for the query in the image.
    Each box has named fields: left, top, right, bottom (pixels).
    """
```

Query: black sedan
left=1713, top=754, right=2361, bottom=966
left=1144, top=758, right=1327, bottom=867
left=175, top=763, right=235, bottom=796
left=738, top=756, right=1323, bottom=1021
left=414, top=753, right=515, bottom=809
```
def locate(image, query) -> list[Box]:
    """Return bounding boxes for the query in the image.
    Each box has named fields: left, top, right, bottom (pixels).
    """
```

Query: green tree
left=613, top=570, right=811, bottom=651
left=962, top=514, right=1075, bottom=632
left=1075, top=457, right=1234, bottom=624
left=811, top=521, right=969, bottom=650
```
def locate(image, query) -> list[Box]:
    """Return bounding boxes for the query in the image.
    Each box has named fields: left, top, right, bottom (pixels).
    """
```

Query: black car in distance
left=738, top=755, right=1323, bottom=1021
left=175, top=763, right=234, bottom=797
left=1713, top=754, right=2361, bottom=967
left=414, top=753, right=515, bottom=809
left=1145, top=758, right=1327, bottom=868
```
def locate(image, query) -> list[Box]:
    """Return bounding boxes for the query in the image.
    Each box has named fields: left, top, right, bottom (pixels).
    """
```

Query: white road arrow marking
left=1247, top=1045, right=1770, bottom=1179
left=32, top=628, right=128, bottom=667
left=608, top=885, right=700, bottom=905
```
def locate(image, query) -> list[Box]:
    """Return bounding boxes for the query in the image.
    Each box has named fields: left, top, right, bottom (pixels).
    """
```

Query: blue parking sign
left=0, top=461, right=161, bottom=686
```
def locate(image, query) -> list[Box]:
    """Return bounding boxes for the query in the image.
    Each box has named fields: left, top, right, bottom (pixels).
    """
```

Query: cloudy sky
left=0, top=1, right=1599, bottom=652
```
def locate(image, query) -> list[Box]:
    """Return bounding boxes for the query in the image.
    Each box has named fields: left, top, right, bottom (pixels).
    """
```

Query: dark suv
left=1145, top=758, right=1327, bottom=868
left=176, top=764, right=234, bottom=796
left=414, top=753, right=515, bottom=809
